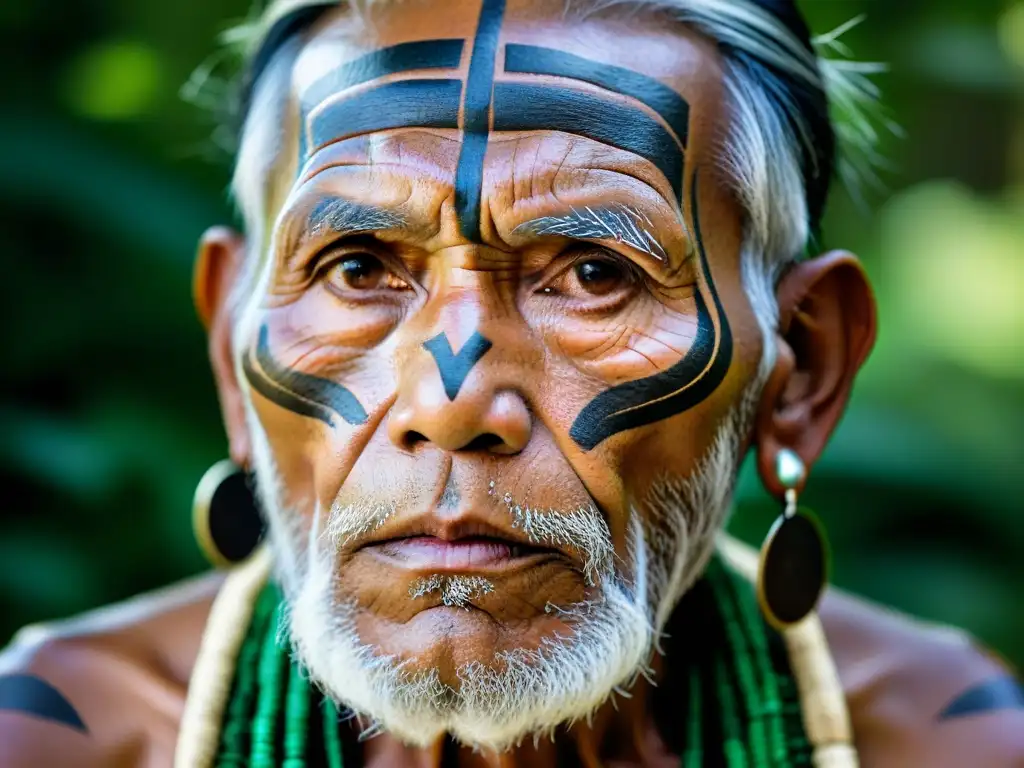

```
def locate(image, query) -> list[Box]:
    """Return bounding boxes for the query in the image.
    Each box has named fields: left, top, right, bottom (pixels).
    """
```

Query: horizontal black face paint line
left=938, top=676, right=1024, bottom=720
left=423, top=331, right=493, bottom=400
left=0, top=674, right=87, bottom=733
left=453, top=0, right=506, bottom=242
left=569, top=172, right=733, bottom=450
left=504, top=44, right=689, bottom=150
left=298, top=40, right=465, bottom=162
left=242, top=325, right=369, bottom=427
left=492, top=84, right=684, bottom=202
left=306, top=79, right=462, bottom=161
left=302, top=40, right=465, bottom=113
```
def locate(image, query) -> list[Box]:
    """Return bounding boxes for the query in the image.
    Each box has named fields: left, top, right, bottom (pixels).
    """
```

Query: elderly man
left=2, top=0, right=1022, bottom=765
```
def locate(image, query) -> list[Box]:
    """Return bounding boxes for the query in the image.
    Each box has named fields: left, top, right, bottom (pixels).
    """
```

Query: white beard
left=244, top=394, right=750, bottom=751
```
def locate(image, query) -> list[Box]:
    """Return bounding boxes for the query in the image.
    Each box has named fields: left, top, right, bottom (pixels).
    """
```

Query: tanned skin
left=3, top=1, right=1022, bottom=765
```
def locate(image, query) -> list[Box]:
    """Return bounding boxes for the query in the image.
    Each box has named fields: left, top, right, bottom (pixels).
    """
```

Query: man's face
left=230, top=0, right=764, bottom=746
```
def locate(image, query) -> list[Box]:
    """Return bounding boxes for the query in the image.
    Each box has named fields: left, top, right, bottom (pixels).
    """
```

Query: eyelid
left=566, top=244, right=646, bottom=283
left=310, top=236, right=395, bottom=277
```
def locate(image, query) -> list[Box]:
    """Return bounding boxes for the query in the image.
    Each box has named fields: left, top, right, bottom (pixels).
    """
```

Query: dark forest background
left=1, top=0, right=1022, bottom=664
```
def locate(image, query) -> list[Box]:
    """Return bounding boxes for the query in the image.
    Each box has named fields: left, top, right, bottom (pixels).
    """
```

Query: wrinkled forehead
left=277, top=0, right=728, bottom=234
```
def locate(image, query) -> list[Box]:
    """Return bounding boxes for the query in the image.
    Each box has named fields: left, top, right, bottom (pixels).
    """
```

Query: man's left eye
left=573, top=258, right=627, bottom=296
left=541, top=250, right=640, bottom=305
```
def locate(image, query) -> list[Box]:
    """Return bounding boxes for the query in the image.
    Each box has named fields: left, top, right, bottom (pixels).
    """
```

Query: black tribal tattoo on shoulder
left=0, top=674, right=87, bottom=733
left=938, top=675, right=1024, bottom=721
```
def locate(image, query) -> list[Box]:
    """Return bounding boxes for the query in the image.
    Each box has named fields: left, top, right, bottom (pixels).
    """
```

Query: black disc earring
left=756, top=448, right=829, bottom=630
left=192, top=459, right=265, bottom=567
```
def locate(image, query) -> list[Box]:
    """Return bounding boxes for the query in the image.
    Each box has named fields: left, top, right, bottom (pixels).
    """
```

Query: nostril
left=404, top=431, right=429, bottom=450
left=462, top=433, right=504, bottom=452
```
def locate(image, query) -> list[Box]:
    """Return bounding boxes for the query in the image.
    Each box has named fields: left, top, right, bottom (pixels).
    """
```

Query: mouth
left=356, top=516, right=562, bottom=572
left=372, top=535, right=555, bottom=569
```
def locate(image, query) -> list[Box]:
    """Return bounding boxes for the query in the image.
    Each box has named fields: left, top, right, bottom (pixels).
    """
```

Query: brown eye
left=323, top=252, right=409, bottom=293
left=333, top=254, right=384, bottom=289
left=573, top=258, right=626, bottom=296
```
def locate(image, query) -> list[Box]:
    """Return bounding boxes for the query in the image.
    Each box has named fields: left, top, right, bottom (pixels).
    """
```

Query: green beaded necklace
left=213, top=556, right=811, bottom=767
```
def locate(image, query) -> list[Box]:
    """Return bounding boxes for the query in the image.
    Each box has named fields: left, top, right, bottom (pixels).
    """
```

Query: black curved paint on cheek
left=569, top=172, right=733, bottom=450
left=423, top=331, right=493, bottom=400
left=242, top=324, right=369, bottom=427
left=0, top=674, right=87, bottom=733
left=938, top=676, right=1024, bottom=720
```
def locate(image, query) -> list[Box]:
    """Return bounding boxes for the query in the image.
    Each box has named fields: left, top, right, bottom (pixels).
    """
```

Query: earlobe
left=754, top=250, right=877, bottom=497
left=194, top=226, right=252, bottom=467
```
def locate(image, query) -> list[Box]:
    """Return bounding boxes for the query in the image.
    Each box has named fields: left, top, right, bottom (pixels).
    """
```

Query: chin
left=280, top=514, right=656, bottom=750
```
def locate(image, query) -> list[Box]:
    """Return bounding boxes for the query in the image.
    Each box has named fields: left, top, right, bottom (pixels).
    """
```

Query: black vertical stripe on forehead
left=307, top=79, right=462, bottom=157
left=569, top=172, right=732, bottom=450
left=504, top=44, right=689, bottom=148
left=243, top=324, right=369, bottom=427
left=453, top=0, right=506, bottom=243
left=492, top=83, right=684, bottom=202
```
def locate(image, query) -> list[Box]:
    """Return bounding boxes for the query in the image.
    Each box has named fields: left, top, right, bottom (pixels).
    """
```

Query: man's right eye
left=321, top=251, right=410, bottom=294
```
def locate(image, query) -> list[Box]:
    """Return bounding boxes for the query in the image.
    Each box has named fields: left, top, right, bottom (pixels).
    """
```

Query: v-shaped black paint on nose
left=423, top=331, right=493, bottom=400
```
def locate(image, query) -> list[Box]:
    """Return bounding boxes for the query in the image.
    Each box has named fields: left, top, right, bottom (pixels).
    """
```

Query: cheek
left=248, top=397, right=321, bottom=518
left=243, top=302, right=406, bottom=520
left=550, top=297, right=701, bottom=384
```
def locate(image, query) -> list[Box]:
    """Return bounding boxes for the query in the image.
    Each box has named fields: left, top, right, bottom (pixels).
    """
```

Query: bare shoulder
left=0, top=570, right=224, bottom=768
left=819, top=587, right=1024, bottom=768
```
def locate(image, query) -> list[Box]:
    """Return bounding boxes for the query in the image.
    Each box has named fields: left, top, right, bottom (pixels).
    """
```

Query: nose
left=388, top=332, right=532, bottom=455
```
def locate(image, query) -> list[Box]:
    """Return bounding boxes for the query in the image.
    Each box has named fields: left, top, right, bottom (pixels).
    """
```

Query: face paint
left=288, top=10, right=727, bottom=446
left=938, top=676, right=1024, bottom=720
left=492, top=84, right=683, bottom=202
left=422, top=331, right=493, bottom=401
left=307, top=79, right=462, bottom=161
left=514, top=203, right=668, bottom=263
left=243, top=325, right=369, bottom=427
left=453, top=0, right=506, bottom=242
left=569, top=172, right=733, bottom=450
left=0, top=674, right=87, bottom=733
left=298, top=39, right=465, bottom=162
left=504, top=44, right=690, bottom=151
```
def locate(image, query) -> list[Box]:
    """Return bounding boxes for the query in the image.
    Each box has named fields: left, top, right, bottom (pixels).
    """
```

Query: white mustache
left=323, top=488, right=615, bottom=584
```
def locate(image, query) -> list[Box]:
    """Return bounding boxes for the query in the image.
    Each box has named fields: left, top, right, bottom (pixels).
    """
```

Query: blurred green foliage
left=1, top=0, right=1022, bottom=664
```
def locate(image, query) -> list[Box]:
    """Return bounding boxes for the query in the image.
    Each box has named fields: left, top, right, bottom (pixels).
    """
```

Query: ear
left=754, top=250, right=877, bottom=497
left=195, top=226, right=251, bottom=468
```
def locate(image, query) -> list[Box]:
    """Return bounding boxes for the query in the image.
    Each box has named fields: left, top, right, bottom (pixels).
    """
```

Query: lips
left=355, top=515, right=561, bottom=572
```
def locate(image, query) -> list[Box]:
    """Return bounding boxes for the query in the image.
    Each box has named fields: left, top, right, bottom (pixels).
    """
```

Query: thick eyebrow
left=283, top=197, right=405, bottom=255
left=514, top=204, right=669, bottom=263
